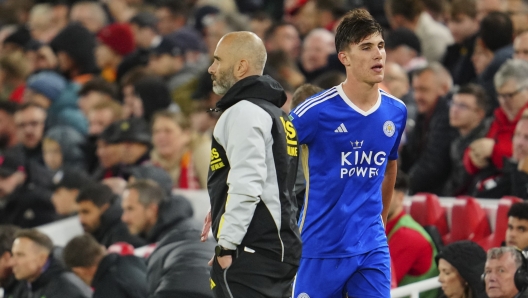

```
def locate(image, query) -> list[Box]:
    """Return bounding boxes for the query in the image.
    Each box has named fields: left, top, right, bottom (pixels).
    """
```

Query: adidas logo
left=334, top=123, right=348, bottom=133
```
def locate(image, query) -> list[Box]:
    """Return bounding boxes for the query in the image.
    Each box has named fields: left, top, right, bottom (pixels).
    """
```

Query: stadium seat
left=477, top=196, right=523, bottom=250
left=443, top=196, right=491, bottom=245
left=410, top=193, right=449, bottom=236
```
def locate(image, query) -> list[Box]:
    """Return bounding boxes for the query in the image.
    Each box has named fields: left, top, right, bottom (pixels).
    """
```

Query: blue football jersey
left=289, top=84, right=407, bottom=258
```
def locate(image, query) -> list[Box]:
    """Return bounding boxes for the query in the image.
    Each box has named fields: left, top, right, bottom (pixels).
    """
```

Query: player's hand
left=217, top=255, right=232, bottom=269
left=201, top=210, right=212, bottom=242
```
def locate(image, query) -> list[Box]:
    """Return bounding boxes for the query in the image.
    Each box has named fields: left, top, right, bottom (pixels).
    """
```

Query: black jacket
left=145, top=194, right=194, bottom=243
left=92, top=202, right=146, bottom=248
left=442, top=34, right=477, bottom=86
left=471, top=158, right=528, bottom=199
left=0, top=183, right=56, bottom=228
left=92, top=253, right=148, bottom=298
left=147, top=218, right=215, bottom=298
left=2, top=274, right=23, bottom=298
left=208, top=75, right=301, bottom=265
left=10, top=255, right=91, bottom=298
left=401, top=96, right=458, bottom=194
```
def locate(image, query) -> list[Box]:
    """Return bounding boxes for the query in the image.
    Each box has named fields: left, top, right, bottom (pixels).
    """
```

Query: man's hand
left=469, top=138, right=495, bottom=169
left=201, top=210, right=212, bottom=242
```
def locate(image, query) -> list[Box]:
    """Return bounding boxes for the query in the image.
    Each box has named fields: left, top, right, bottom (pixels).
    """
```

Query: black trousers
left=210, top=250, right=298, bottom=298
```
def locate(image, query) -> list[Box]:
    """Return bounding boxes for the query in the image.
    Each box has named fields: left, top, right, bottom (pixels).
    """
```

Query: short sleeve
left=389, top=109, right=407, bottom=160
left=289, top=105, right=319, bottom=145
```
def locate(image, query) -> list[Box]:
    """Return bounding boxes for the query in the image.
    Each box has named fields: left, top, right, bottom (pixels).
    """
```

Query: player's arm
left=381, top=160, right=397, bottom=226
left=217, top=101, right=271, bottom=250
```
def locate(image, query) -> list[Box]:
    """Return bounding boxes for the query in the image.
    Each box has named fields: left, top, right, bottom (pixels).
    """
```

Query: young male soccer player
left=290, top=9, right=407, bottom=297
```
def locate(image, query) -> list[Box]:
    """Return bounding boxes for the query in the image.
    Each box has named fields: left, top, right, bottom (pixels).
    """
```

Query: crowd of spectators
left=0, top=0, right=528, bottom=296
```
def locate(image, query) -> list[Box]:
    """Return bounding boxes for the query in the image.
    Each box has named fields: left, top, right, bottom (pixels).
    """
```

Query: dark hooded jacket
left=208, top=75, right=301, bottom=265
left=147, top=218, right=214, bottom=298
left=134, top=77, right=173, bottom=123
left=92, top=201, right=146, bottom=248
left=9, top=255, right=92, bottom=298
left=91, top=253, right=148, bottom=298
left=144, top=194, right=194, bottom=244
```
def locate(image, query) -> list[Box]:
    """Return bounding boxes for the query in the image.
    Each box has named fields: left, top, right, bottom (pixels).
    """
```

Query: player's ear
left=338, top=52, right=350, bottom=67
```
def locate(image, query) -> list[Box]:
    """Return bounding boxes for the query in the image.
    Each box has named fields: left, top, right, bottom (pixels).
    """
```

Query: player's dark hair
left=335, top=9, right=383, bottom=52
left=508, top=202, right=528, bottom=221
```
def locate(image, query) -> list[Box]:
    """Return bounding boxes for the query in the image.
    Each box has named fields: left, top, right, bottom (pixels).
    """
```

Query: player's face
left=341, top=33, right=385, bottom=85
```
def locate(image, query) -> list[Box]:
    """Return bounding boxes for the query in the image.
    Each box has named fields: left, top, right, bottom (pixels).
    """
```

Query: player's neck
left=341, top=79, right=379, bottom=112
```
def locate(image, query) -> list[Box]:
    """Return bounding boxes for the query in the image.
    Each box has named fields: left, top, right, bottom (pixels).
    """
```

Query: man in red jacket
left=464, top=59, right=528, bottom=196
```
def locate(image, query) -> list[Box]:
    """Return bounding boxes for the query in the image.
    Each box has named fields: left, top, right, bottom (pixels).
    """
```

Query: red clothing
left=386, top=211, right=434, bottom=284
left=9, top=84, right=25, bottom=103
left=463, top=104, right=528, bottom=174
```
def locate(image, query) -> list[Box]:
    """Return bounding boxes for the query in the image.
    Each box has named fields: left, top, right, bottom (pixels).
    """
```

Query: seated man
left=51, top=169, right=93, bottom=217
left=0, top=225, right=21, bottom=297
left=9, top=229, right=91, bottom=297
left=386, top=171, right=438, bottom=298
left=77, top=182, right=145, bottom=248
left=506, top=202, right=528, bottom=250
left=63, top=233, right=147, bottom=298
left=484, top=246, right=521, bottom=298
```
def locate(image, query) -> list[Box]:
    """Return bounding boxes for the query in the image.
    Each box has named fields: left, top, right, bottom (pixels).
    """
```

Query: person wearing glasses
left=13, top=103, right=47, bottom=167
left=464, top=59, right=528, bottom=198
left=444, top=83, right=491, bottom=196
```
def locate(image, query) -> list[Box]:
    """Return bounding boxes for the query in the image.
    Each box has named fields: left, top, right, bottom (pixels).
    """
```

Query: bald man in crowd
left=201, top=31, right=301, bottom=297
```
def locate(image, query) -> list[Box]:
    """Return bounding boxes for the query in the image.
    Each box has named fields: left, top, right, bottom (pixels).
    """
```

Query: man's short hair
left=386, top=0, right=424, bottom=22
left=456, top=83, right=490, bottom=114
left=508, top=202, right=528, bottom=221
left=494, top=59, right=528, bottom=90
left=15, top=229, right=53, bottom=252
left=264, top=21, right=295, bottom=42
left=78, top=78, right=117, bottom=100
left=0, top=101, right=19, bottom=116
left=412, top=62, right=453, bottom=90
left=450, top=0, right=477, bottom=19
left=63, top=234, right=105, bottom=269
left=126, top=179, right=167, bottom=207
left=0, top=51, right=31, bottom=80
left=487, top=246, right=523, bottom=269
left=291, top=84, right=324, bottom=109
left=394, top=170, right=410, bottom=193
left=16, top=102, right=47, bottom=114
left=335, top=9, right=383, bottom=52
left=480, top=12, right=513, bottom=52
left=76, top=183, right=115, bottom=207
left=0, top=225, right=20, bottom=254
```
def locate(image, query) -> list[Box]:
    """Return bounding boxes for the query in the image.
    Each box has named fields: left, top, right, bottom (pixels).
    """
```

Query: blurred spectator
left=444, top=84, right=491, bottom=196
left=155, top=0, right=190, bottom=36
left=110, top=118, right=151, bottom=167
left=150, top=111, right=210, bottom=189
left=476, top=0, right=506, bottom=21
left=123, top=76, right=176, bottom=122
left=0, top=148, right=56, bottom=228
left=203, top=12, right=250, bottom=57
left=514, top=31, right=528, bottom=61
left=314, top=0, right=347, bottom=30
left=2, top=26, right=31, bottom=55
left=264, top=21, right=301, bottom=60
left=387, top=170, right=439, bottom=296
left=506, top=202, right=528, bottom=249
left=484, top=246, right=521, bottom=298
left=465, top=60, right=528, bottom=197
left=385, top=0, right=454, bottom=62
left=51, top=169, right=91, bottom=217
left=76, top=183, right=145, bottom=248
left=63, top=234, right=148, bottom=298
left=14, top=103, right=46, bottom=166
left=0, top=101, right=18, bottom=152
left=311, top=70, right=345, bottom=90
left=385, top=28, right=427, bottom=73
left=421, top=0, right=449, bottom=23
left=50, top=23, right=98, bottom=85
left=249, top=11, right=273, bottom=39
left=436, top=240, right=487, bottom=298
left=121, top=179, right=194, bottom=244
left=443, top=0, right=479, bottom=85
left=69, top=1, right=108, bottom=34
left=473, top=12, right=514, bottom=108
left=266, top=50, right=305, bottom=90
left=93, top=122, right=125, bottom=180
left=383, top=62, right=416, bottom=122
left=104, top=0, right=137, bottom=23
left=0, top=225, right=21, bottom=297
left=505, top=0, right=528, bottom=36
left=285, top=0, right=319, bottom=38
left=43, top=126, right=86, bottom=172
left=127, top=164, right=173, bottom=195
left=10, top=229, right=91, bottom=298
left=77, top=78, right=118, bottom=117
left=0, top=51, right=31, bottom=103
left=300, top=28, right=335, bottom=82
left=28, top=4, right=59, bottom=44
left=400, top=63, right=457, bottom=194
left=96, top=23, right=136, bottom=83
left=87, top=101, right=124, bottom=136
left=25, top=71, right=88, bottom=135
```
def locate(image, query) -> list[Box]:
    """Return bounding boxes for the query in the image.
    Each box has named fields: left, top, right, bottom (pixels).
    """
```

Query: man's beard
left=212, top=67, right=236, bottom=95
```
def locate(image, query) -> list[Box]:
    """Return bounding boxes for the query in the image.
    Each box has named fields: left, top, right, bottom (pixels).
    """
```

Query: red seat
left=410, top=193, right=449, bottom=236
left=443, top=196, right=491, bottom=245
left=477, top=196, right=523, bottom=250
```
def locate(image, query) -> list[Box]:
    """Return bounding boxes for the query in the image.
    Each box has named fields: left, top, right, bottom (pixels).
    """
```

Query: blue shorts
left=292, top=246, right=391, bottom=298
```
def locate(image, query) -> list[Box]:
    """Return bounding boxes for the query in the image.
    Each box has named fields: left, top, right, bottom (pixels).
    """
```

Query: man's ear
left=338, top=52, right=350, bottom=67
